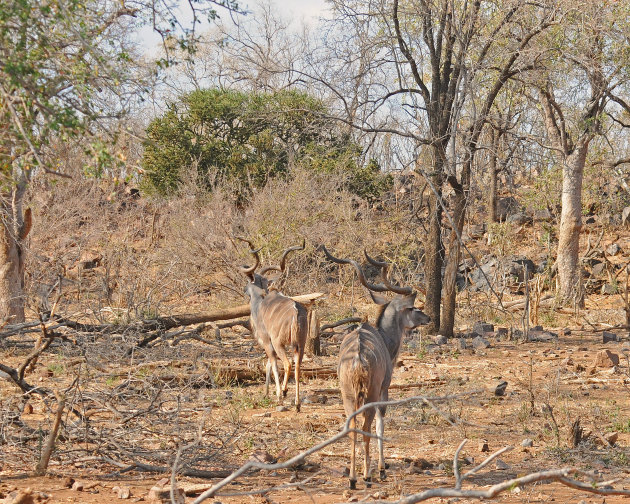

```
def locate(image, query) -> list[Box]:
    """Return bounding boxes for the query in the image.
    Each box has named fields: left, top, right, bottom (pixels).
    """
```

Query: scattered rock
left=252, top=411, right=272, bottom=418
left=113, top=485, right=131, bottom=499
left=591, top=261, right=606, bottom=276
left=496, top=327, right=509, bottom=339
left=533, top=208, right=553, bottom=221
left=607, top=243, right=621, bottom=256
left=506, top=212, right=531, bottom=225
left=495, top=459, right=510, bottom=470
left=3, top=488, right=49, bottom=504
left=302, top=394, right=327, bottom=405
left=276, top=405, right=289, bottom=412
left=528, top=330, right=558, bottom=342
left=494, top=381, right=508, bottom=397
left=606, top=432, right=619, bottom=446
left=559, top=328, right=572, bottom=337
left=593, top=350, right=620, bottom=368
left=248, top=449, right=277, bottom=464
left=603, top=331, right=619, bottom=343
left=521, top=438, right=533, bottom=447
left=601, top=283, right=617, bottom=295
left=410, top=457, right=433, bottom=470
left=453, top=338, right=469, bottom=350
left=434, top=335, right=448, bottom=346
left=473, top=321, right=494, bottom=335
left=72, top=481, right=84, bottom=492
left=623, top=206, right=630, bottom=226
left=148, top=486, right=185, bottom=504
left=472, top=336, right=491, bottom=349
left=497, top=196, right=522, bottom=220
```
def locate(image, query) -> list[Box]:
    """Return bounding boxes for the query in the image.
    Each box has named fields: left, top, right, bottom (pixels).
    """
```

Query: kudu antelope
left=322, top=246, right=430, bottom=489
left=239, top=239, right=308, bottom=412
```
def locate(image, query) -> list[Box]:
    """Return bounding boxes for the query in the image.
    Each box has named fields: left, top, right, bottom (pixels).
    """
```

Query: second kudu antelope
left=239, top=239, right=308, bottom=412
left=322, top=246, right=430, bottom=489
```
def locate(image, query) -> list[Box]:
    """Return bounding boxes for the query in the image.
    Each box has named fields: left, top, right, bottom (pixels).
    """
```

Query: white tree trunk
left=556, top=140, right=589, bottom=306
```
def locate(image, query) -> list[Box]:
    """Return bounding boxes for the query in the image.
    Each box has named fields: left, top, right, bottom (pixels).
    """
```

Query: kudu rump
left=323, top=246, right=430, bottom=489
left=239, top=239, right=308, bottom=412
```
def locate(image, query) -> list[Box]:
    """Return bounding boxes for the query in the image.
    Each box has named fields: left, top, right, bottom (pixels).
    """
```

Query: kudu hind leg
left=293, top=347, right=303, bottom=412
left=275, top=345, right=291, bottom=399
left=264, top=360, right=271, bottom=397
left=349, top=415, right=357, bottom=489
left=264, top=343, right=282, bottom=403
left=376, top=407, right=386, bottom=479
left=362, top=407, right=376, bottom=487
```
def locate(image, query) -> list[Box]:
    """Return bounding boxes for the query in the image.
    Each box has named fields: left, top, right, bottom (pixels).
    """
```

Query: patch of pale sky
left=135, top=0, right=329, bottom=57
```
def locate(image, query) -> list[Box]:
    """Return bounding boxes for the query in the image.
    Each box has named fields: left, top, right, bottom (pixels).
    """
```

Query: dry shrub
left=25, top=157, right=426, bottom=321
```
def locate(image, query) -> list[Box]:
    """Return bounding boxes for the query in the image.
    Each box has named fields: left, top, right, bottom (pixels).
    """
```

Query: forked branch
left=192, top=393, right=630, bottom=503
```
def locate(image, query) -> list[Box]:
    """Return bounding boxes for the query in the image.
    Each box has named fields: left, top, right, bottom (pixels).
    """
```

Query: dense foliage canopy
left=141, top=88, right=391, bottom=201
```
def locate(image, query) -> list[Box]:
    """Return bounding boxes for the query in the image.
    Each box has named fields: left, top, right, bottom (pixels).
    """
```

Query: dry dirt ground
left=2, top=304, right=630, bottom=504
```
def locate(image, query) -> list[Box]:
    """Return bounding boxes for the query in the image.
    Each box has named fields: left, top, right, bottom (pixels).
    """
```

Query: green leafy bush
left=141, top=88, right=391, bottom=202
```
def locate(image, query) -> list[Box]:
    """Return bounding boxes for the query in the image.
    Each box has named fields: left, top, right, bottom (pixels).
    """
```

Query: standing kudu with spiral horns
left=322, top=246, right=430, bottom=489
left=238, top=238, right=308, bottom=412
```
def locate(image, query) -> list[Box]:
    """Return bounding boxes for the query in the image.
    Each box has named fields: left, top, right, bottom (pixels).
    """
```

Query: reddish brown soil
left=2, top=322, right=630, bottom=504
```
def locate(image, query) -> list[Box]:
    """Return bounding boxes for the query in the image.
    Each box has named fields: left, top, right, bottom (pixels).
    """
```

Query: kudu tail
left=350, top=356, right=370, bottom=412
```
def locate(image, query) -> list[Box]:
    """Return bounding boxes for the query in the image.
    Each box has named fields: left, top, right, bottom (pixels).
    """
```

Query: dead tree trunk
left=305, top=308, right=320, bottom=356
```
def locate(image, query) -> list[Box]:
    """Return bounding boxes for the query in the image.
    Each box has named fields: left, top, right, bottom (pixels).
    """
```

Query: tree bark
left=440, top=169, right=468, bottom=337
left=488, top=128, right=499, bottom=223
left=423, top=146, right=446, bottom=334
left=557, top=141, right=589, bottom=306
left=0, top=201, right=30, bottom=323
left=305, top=308, right=321, bottom=356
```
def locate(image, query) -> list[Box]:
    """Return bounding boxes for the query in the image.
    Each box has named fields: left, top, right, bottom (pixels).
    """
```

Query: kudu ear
left=368, top=290, right=389, bottom=306
left=401, top=292, right=417, bottom=307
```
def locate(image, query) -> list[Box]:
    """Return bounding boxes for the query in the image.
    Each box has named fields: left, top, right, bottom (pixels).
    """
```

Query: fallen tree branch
left=0, top=293, right=324, bottom=339
left=0, top=362, right=50, bottom=396
left=192, top=391, right=476, bottom=503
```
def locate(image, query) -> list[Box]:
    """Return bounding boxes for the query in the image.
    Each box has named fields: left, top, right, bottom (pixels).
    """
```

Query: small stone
left=603, top=331, right=619, bottom=344
left=453, top=338, right=468, bottom=350
left=434, top=335, right=448, bottom=345
left=528, top=330, right=558, bottom=342
left=252, top=411, right=271, bottom=418
left=593, top=349, right=620, bottom=368
left=479, top=441, right=490, bottom=452
left=494, top=381, right=508, bottom=396
left=411, top=457, right=433, bottom=469
left=302, top=394, right=327, bottom=404
left=72, top=481, right=84, bottom=492
left=472, top=336, right=490, bottom=349
left=495, top=459, right=510, bottom=470
left=559, top=328, right=572, bottom=337
left=473, top=321, right=494, bottom=335
left=63, top=477, right=75, bottom=488
left=521, top=438, right=533, bottom=447
left=276, top=405, right=289, bottom=412
left=248, top=449, right=277, bottom=464
left=606, top=432, right=619, bottom=446
left=601, top=283, right=617, bottom=295
left=607, top=243, right=621, bottom=256
left=148, top=486, right=185, bottom=504
left=496, top=327, right=509, bottom=339
left=113, top=485, right=131, bottom=499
